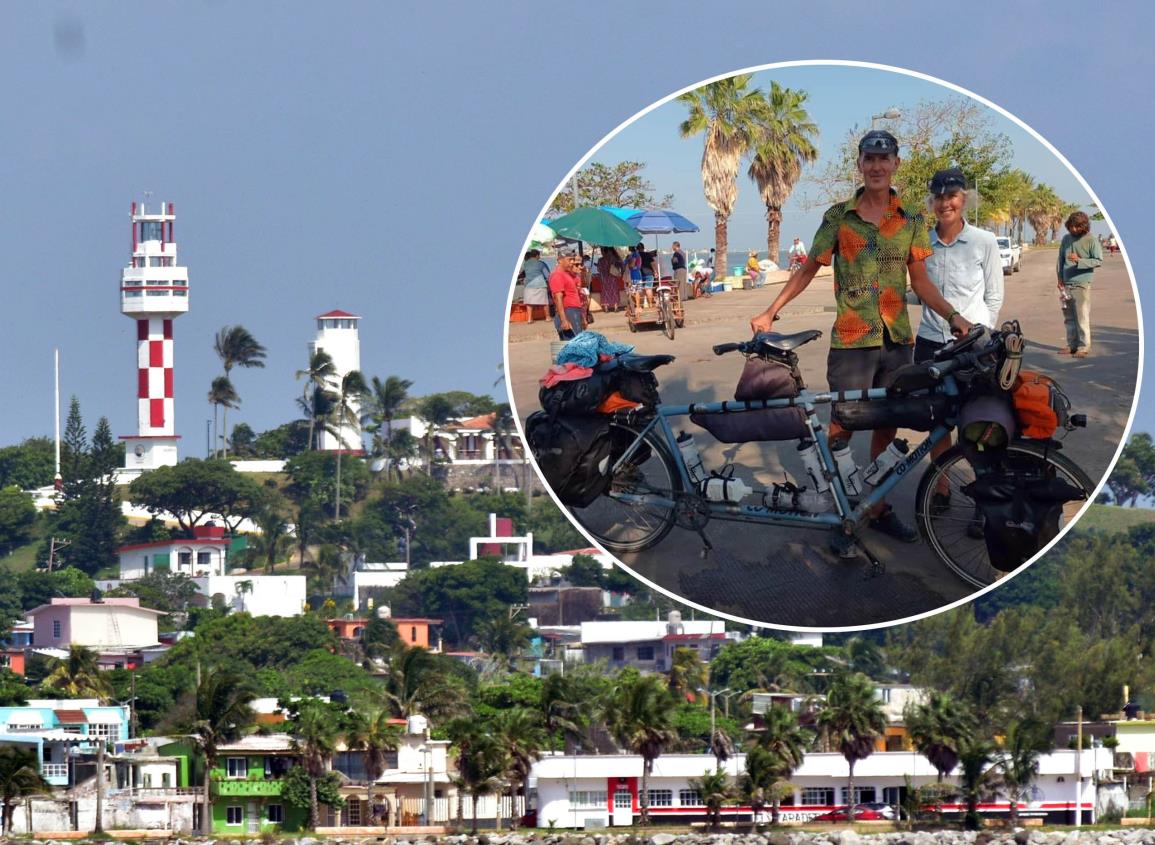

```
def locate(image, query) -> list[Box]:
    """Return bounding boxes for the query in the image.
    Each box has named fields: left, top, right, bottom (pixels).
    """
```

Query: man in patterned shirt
left=751, top=130, right=971, bottom=550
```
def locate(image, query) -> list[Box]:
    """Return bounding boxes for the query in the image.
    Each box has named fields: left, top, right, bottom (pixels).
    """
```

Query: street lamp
left=870, top=108, right=902, bottom=129
left=698, top=687, right=733, bottom=738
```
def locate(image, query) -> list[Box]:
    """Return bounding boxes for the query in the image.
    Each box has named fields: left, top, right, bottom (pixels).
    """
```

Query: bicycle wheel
left=569, top=422, right=683, bottom=554
left=661, top=295, right=676, bottom=340
left=915, top=441, right=1094, bottom=588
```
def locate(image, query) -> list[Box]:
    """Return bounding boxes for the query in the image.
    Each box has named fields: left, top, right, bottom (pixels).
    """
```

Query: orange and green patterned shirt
left=810, top=187, right=933, bottom=349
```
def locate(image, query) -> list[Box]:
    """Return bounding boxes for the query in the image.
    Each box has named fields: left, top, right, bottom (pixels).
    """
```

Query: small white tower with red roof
left=310, top=310, right=363, bottom=452
left=120, top=201, right=188, bottom=475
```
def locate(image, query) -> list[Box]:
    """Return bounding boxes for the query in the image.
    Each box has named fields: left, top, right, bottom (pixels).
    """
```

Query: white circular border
left=501, top=59, right=1144, bottom=633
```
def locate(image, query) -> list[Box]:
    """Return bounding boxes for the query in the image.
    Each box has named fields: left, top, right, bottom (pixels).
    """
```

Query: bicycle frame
left=610, top=378, right=962, bottom=529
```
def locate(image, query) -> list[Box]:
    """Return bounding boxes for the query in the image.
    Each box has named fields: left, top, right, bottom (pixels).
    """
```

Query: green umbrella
left=546, top=207, right=641, bottom=247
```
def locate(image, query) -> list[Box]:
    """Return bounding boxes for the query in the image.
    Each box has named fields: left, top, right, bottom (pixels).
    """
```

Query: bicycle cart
left=626, top=278, right=684, bottom=339
left=530, top=324, right=1092, bottom=589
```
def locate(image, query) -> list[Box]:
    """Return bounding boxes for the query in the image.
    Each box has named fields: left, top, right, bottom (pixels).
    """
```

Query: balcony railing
left=212, top=778, right=284, bottom=797
left=42, top=763, right=68, bottom=779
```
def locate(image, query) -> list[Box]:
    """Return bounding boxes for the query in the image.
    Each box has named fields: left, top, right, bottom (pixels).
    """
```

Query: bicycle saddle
left=753, top=329, right=823, bottom=354
left=602, top=353, right=675, bottom=372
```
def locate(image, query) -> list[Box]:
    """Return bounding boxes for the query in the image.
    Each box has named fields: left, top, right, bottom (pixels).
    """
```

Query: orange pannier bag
left=1011, top=370, right=1061, bottom=439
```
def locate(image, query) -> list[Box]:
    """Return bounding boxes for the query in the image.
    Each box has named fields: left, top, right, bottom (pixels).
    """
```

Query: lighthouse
left=309, top=310, right=363, bottom=452
left=119, top=201, right=188, bottom=475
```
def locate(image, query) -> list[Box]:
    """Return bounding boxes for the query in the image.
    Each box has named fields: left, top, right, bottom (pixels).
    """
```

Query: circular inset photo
left=504, top=62, right=1140, bottom=630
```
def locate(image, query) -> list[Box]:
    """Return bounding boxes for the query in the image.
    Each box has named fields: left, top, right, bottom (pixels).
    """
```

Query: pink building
left=26, top=597, right=162, bottom=653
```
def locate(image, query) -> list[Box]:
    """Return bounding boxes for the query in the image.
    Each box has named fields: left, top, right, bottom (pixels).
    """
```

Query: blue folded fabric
left=555, top=331, right=635, bottom=368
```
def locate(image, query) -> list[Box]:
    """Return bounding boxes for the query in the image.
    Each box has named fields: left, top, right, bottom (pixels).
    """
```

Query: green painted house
left=160, top=734, right=308, bottom=833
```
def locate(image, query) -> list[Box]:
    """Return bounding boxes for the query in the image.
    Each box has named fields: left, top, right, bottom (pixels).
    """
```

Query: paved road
left=505, top=249, right=1139, bottom=629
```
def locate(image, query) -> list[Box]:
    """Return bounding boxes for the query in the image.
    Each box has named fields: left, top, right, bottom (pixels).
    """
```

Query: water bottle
left=832, top=442, right=863, bottom=496
left=676, top=431, right=706, bottom=484
left=862, top=438, right=910, bottom=487
left=796, top=440, right=830, bottom=493
left=764, top=482, right=833, bottom=513
left=701, top=474, right=752, bottom=503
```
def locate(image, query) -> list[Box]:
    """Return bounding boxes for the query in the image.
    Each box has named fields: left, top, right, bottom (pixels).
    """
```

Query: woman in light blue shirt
left=918, top=168, right=1003, bottom=515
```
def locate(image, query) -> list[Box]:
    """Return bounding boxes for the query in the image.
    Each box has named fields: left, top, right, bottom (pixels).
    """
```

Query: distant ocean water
left=653, top=249, right=791, bottom=276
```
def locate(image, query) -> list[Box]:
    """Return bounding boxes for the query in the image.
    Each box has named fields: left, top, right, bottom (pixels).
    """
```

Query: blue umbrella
left=625, top=208, right=700, bottom=235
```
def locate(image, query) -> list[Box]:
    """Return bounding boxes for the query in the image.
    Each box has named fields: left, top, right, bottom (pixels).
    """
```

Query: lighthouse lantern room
left=119, top=201, right=188, bottom=476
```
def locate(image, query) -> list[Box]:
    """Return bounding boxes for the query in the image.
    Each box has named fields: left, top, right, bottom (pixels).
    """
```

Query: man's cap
left=858, top=130, right=899, bottom=156
left=929, top=167, right=968, bottom=195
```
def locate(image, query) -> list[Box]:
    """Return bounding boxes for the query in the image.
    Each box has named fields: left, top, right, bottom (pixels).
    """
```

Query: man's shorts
left=914, top=335, right=947, bottom=364
left=826, top=334, right=914, bottom=394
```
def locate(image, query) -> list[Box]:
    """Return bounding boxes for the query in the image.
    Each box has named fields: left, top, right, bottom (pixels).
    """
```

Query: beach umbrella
left=546, top=207, right=641, bottom=247
left=625, top=208, right=701, bottom=235
left=528, top=221, right=555, bottom=244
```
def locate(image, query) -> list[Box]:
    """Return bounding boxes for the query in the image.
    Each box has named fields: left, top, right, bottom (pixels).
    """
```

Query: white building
left=531, top=747, right=1112, bottom=828
left=118, top=523, right=230, bottom=580
left=193, top=574, right=307, bottom=617
left=576, top=614, right=730, bottom=672
left=119, top=201, right=189, bottom=478
left=310, top=310, right=362, bottom=452
left=351, top=562, right=410, bottom=609
left=25, top=598, right=162, bottom=651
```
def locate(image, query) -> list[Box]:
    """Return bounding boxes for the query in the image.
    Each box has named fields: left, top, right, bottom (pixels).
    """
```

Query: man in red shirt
left=549, top=249, right=586, bottom=339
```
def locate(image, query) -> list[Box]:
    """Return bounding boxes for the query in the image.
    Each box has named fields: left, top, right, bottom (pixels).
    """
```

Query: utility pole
left=94, top=739, right=105, bottom=833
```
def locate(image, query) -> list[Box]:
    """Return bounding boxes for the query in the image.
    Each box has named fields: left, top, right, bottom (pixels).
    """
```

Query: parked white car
left=997, top=236, right=1022, bottom=274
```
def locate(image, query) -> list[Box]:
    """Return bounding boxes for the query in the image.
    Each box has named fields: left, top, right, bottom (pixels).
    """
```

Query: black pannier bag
left=525, top=411, right=616, bottom=507
left=962, top=471, right=1085, bottom=572
left=616, top=369, right=661, bottom=406
left=539, top=370, right=616, bottom=418
left=690, top=406, right=809, bottom=443
left=833, top=395, right=952, bottom=432
left=733, top=356, right=803, bottom=401
left=886, top=361, right=941, bottom=395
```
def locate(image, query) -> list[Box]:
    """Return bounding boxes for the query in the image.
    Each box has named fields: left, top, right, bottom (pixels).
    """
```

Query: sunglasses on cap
left=929, top=173, right=967, bottom=193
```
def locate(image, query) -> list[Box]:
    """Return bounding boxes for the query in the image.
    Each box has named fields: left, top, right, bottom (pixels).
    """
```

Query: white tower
left=310, top=310, right=362, bottom=452
left=119, top=201, right=188, bottom=475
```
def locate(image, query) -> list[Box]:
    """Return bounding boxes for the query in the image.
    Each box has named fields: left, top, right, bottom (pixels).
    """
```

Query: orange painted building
left=390, top=618, right=442, bottom=650
left=327, top=618, right=368, bottom=640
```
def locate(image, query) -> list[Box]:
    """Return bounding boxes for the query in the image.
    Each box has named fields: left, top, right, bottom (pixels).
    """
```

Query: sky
left=0, top=1, right=1151, bottom=455
left=580, top=63, right=1102, bottom=255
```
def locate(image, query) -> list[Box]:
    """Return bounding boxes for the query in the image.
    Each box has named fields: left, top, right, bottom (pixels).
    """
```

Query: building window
left=801, top=787, right=834, bottom=806
left=679, top=789, right=703, bottom=806
left=648, top=789, right=673, bottom=807
left=162, top=772, right=171, bottom=787
left=197, top=551, right=212, bottom=569
left=568, top=790, right=608, bottom=808
left=178, top=551, right=192, bottom=569
left=91, top=723, right=121, bottom=742
left=611, top=646, right=625, bottom=662
left=226, top=757, right=248, bottom=779
left=226, top=806, right=244, bottom=826
left=636, top=645, right=655, bottom=661
left=267, top=804, right=283, bottom=824
left=840, top=786, right=876, bottom=804
left=143, top=774, right=152, bottom=788
left=346, top=799, right=361, bottom=825
left=52, top=620, right=61, bottom=640
left=410, top=626, right=417, bottom=643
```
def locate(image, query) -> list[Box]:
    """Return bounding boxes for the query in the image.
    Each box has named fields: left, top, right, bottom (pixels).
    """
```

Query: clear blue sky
left=584, top=63, right=1101, bottom=254
left=0, top=2, right=1150, bottom=453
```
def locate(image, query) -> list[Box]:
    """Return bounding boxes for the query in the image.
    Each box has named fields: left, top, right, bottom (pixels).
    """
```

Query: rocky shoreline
left=14, top=830, right=1155, bottom=845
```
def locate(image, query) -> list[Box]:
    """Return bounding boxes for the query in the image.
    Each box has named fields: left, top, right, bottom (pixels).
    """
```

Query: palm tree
left=486, top=404, right=516, bottom=490
left=362, top=375, right=414, bottom=477
left=206, top=376, right=238, bottom=459
left=603, top=673, right=677, bottom=825
left=290, top=700, right=342, bottom=830
left=244, top=502, right=294, bottom=574
left=346, top=709, right=401, bottom=824
left=213, top=326, right=266, bottom=458
left=331, top=369, right=368, bottom=519
left=679, top=74, right=767, bottom=281
left=384, top=430, right=419, bottom=480
left=816, top=673, right=885, bottom=822
left=44, top=644, right=112, bottom=700
left=168, top=668, right=257, bottom=836
left=448, top=719, right=508, bottom=833
left=740, top=744, right=775, bottom=828
left=416, top=394, right=458, bottom=474
left=667, top=647, right=706, bottom=704
left=998, top=719, right=1053, bottom=827
left=296, top=351, right=338, bottom=450
left=0, top=746, right=49, bottom=834
left=493, top=708, right=547, bottom=827
left=755, top=705, right=813, bottom=824
left=689, top=768, right=733, bottom=830
left=746, top=81, right=819, bottom=261
left=539, top=672, right=584, bottom=751
left=905, top=691, right=975, bottom=782
left=957, top=737, right=997, bottom=831
left=472, top=615, right=531, bottom=664
left=1026, top=184, right=1061, bottom=245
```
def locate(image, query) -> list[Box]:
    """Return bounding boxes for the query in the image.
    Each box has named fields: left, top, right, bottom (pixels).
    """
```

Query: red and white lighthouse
left=119, top=201, right=188, bottom=475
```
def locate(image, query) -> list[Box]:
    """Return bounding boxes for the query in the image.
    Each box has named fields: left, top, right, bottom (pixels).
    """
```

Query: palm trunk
left=2, top=799, right=9, bottom=835
left=212, top=404, right=219, bottom=459
left=310, top=776, right=319, bottom=830
left=847, top=760, right=856, bottom=822
left=640, top=757, right=652, bottom=825
left=766, top=204, right=783, bottom=263
left=202, top=759, right=213, bottom=835
left=335, top=449, right=343, bottom=520
left=470, top=793, right=479, bottom=834
left=714, top=213, right=728, bottom=286
left=221, top=405, right=229, bottom=459
left=94, top=740, right=105, bottom=833
left=770, top=796, right=780, bottom=825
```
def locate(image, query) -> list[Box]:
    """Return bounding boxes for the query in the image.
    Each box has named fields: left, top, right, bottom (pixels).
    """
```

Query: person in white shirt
left=788, top=237, right=807, bottom=260
left=918, top=167, right=1003, bottom=513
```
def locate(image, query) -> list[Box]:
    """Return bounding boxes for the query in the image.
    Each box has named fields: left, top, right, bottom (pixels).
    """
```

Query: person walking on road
left=1057, top=210, right=1101, bottom=358
left=672, top=241, right=690, bottom=302
left=750, top=129, right=972, bottom=554
left=549, top=249, right=585, bottom=340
